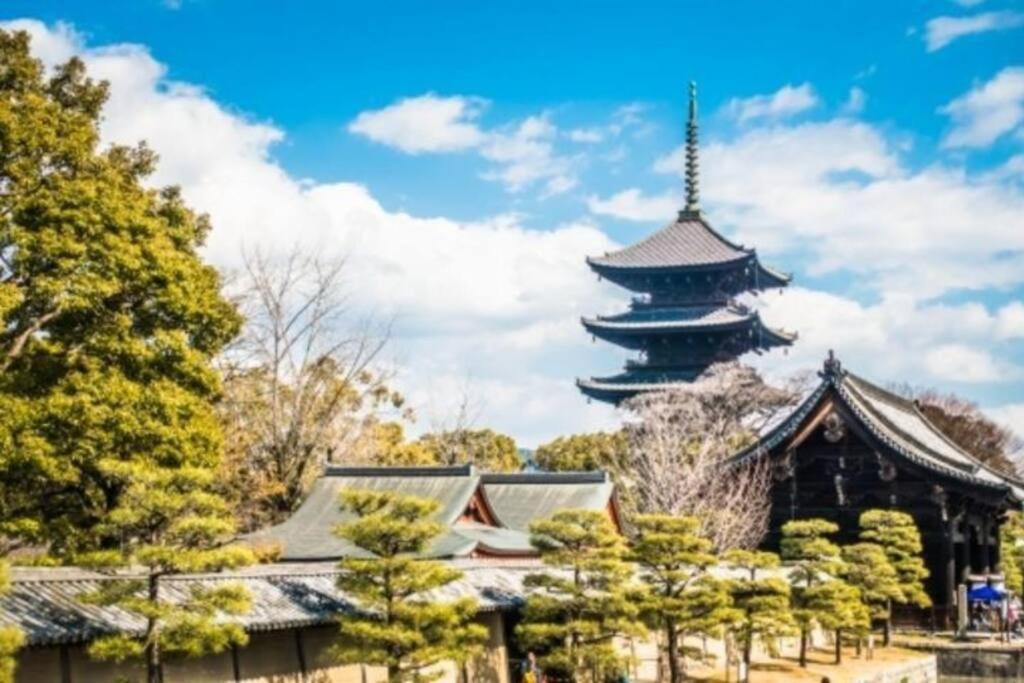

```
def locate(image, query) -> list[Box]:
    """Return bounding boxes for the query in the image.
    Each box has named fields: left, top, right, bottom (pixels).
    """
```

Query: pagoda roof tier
left=587, top=210, right=790, bottom=287
left=582, top=304, right=796, bottom=350
left=576, top=368, right=706, bottom=404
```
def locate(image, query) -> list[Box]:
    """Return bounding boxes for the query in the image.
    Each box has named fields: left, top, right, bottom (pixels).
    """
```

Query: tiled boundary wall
left=14, top=614, right=508, bottom=683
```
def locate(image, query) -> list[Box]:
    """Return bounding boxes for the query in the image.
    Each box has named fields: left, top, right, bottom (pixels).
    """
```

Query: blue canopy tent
left=968, top=585, right=1005, bottom=602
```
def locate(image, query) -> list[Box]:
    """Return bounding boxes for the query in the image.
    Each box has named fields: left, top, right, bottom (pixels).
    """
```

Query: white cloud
left=940, top=67, right=1024, bottom=148
left=924, top=11, right=1024, bottom=51
left=654, top=118, right=1024, bottom=297
left=348, top=96, right=578, bottom=195
left=348, top=93, right=486, bottom=154
left=5, top=18, right=619, bottom=445
left=568, top=127, right=604, bottom=143
left=479, top=115, right=579, bottom=195
left=985, top=403, right=1024, bottom=445
left=924, top=344, right=1004, bottom=382
left=841, top=86, right=867, bottom=115
left=723, top=83, right=819, bottom=123
left=755, top=289, right=1021, bottom=385
left=586, top=188, right=678, bottom=222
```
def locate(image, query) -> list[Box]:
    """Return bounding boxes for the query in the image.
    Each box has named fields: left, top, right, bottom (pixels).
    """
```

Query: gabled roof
left=244, top=465, right=618, bottom=561
left=735, top=355, right=1024, bottom=503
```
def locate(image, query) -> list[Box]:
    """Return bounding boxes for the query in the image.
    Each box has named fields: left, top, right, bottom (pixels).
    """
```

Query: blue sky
left=2, top=1, right=1024, bottom=445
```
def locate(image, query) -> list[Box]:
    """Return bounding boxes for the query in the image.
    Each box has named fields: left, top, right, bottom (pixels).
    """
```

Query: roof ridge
left=323, top=464, right=476, bottom=477
left=481, top=471, right=609, bottom=484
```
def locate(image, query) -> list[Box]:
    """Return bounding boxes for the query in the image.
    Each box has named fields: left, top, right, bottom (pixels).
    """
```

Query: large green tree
left=0, top=29, right=242, bottom=554
left=1001, top=512, right=1024, bottom=596
left=534, top=431, right=628, bottom=473
left=858, top=510, right=930, bottom=645
left=630, top=514, right=735, bottom=683
left=333, top=490, right=486, bottom=683
left=79, top=463, right=253, bottom=683
left=722, top=549, right=795, bottom=677
left=417, top=428, right=521, bottom=472
left=517, top=509, right=644, bottom=683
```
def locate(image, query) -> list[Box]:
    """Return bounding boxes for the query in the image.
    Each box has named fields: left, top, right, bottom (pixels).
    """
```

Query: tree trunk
left=798, top=629, right=807, bottom=668
left=883, top=615, right=892, bottom=647
left=834, top=629, right=842, bottom=665
left=146, top=573, right=162, bottom=683
left=666, top=623, right=682, bottom=683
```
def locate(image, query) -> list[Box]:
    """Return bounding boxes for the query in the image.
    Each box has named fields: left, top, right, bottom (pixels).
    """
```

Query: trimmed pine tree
left=518, top=509, right=645, bottom=683
left=722, top=549, right=795, bottom=676
left=78, top=463, right=254, bottom=683
left=858, top=510, right=931, bottom=645
left=630, top=514, right=736, bottom=683
left=841, top=542, right=902, bottom=652
left=333, top=490, right=487, bottom=683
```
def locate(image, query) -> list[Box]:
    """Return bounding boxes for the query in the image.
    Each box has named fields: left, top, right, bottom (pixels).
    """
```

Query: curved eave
left=576, top=376, right=701, bottom=403
left=586, top=252, right=751, bottom=276
left=731, top=375, right=1021, bottom=503
left=755, top=261, right=792, bottom=289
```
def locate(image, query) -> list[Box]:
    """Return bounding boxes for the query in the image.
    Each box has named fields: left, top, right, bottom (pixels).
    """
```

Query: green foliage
left=631, top=515, right=735, bottom=683
left=334, top=490, right=486, bottom=683
left=722, top=550, right=795, bottom=665
left=369, top=422, right=438, bottom=466
left=78, top=462, right=253, bottom=672
left=533, top=431, right=637, bottom=518
left=859, top=510, right=931, bottom=609
left=781, top=519, right=864, bottom=665
left=841, top=542, right=902, bottom=621
left=518, top=509, right=644, bottom=683
left=1001, top=512, right=1024, bottom=595
left=0, top=29, right=241, bottom=555
left=0, top=562, right=24, bottom=683
left=417, top=428, right=521, bottom=472
left=534, top=431, right=627, bottom=472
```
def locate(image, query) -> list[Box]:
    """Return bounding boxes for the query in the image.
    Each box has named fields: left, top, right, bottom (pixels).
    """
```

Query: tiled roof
left=0, top=562, right=534, bottom=647
left=583, top=305, right=751, bottom=331
left=733, top=360, right=1024, bottom=502
left=244, top=466, right=616, bottom=561
left=587, top=213, right=750, bottom=269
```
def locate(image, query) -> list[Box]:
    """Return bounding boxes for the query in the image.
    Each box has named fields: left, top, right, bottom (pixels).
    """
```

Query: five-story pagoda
left=577, top=83, right=795, bottom=404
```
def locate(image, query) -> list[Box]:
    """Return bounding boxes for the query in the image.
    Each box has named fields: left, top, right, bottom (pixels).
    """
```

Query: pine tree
left=858, top=510, right=930, bottom=645
left=805, top=579, right=870, bottom=664
left=0, top=29, right=242, bottom=554
left=841, top=542, right=902, bottom=651
left=722, top=549, right=795, bottom=676
left=0, top=562, right=24, bottom=683
left=630, top=514, right=736, bottom=683
left=517, top=509, right=644, bottom=683
left=1000, top=512, right=1024, bottom=596
left=780, top=519, right=850, bottom=667
left=333, top=490, right=486, bottom=683
left=78, top=463, right=254, bottom=683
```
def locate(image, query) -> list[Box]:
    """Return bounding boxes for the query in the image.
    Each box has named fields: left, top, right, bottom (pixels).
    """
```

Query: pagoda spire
left=684, top=81, right=700, bottom=213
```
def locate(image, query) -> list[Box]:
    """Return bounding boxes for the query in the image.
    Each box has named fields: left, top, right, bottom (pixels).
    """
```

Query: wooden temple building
left=578, top=83, right=794, bottom=403
left=737, top=352, right=1024, bottom=626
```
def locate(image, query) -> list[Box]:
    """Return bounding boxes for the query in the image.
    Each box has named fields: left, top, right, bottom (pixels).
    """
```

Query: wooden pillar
left=295, top=629, right=308, bottom=681
left=958, top=520, right=971, bottom=583
left=944, top=516, right=957, bottom=621
left=982, top=517, right=992, bottom=575
left=60, top=644, right=72, bottom=683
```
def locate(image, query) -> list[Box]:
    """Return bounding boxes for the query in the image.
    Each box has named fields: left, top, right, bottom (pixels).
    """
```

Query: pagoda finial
left=684, top=81, right=700, bottom=214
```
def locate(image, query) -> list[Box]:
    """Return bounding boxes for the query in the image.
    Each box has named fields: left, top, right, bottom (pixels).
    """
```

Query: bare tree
left=622, top=362, right=800, bottom=551
left=218, top=247, right=400, bottom=528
